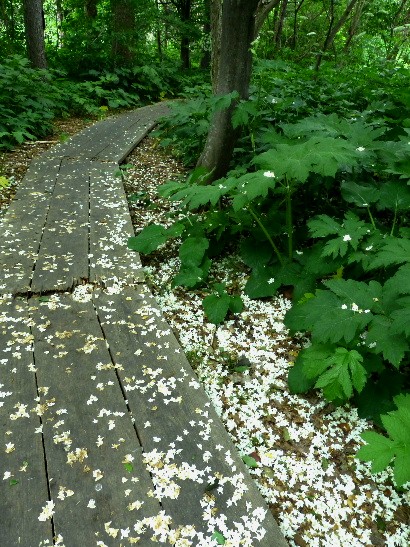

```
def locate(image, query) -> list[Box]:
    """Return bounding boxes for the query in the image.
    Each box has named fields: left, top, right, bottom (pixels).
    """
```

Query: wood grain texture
left=94, top=286, right=288, bottom=546
left=89, top=161, right=144, bottom=286
left=29, top=294, right=162, bottom=545
left=0, top=158, right=61, bottom=294
left=0, top=296, right=53, bottom=546
left=31, top=159, right=90, bottom=293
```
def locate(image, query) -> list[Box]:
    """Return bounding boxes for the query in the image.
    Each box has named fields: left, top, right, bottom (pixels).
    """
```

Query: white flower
left=263, top=171, right=275, bottom=178
left=267, top=278, right=275, bottom=284
left=343, top=234, right=352, bottom=242
left=38, top=500, right=55, bottom=521
left=356, top=146, right=366, bottom=152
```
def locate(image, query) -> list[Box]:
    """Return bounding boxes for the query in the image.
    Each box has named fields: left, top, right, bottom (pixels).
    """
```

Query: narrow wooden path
left=0, top=104, right=288, bottom=546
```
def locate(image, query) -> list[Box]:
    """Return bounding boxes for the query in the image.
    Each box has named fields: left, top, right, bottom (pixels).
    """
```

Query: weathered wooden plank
left=0, top=295, right=53, bottom=546
left=0, top=158, right=61, bottom=294
left=31, top=160, right=90, bottom=293
left=94, top=286, right=288, bottom=546
left=29, top=294, right=163, bottom=545
left=89, top=162, right=144, bottom=286
left=95, top=118, right=158, bottom=163
left=43, top=104, right=171, bottom=163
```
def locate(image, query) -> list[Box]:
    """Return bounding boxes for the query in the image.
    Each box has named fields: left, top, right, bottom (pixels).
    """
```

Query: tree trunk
left=344, top=0, right=366, bottom=52
left=85, top=0, right=98, bottom=18
left=111, top=0, right=135, bottom=66
left=198, top=0, right=260, bottom=181
left=255, top=0, right=281, bottom=36
left=315, top=0, right=359, bottom=71
left=179, top=0, right=191, bottom=69
left=274, top=0, right=289, bottom=50
left=23, top=0, right=47, bottom=68
left=55, top=0, right=64, bottom=47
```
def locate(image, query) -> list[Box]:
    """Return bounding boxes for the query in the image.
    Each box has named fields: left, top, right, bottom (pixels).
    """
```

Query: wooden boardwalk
left=0, top=104, right=288, bottom=546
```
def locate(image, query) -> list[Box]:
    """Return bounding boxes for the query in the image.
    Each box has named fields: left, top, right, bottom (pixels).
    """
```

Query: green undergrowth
left=128, top=61, right=410, bottom=487
left=0, top=55, right=191, bottom=150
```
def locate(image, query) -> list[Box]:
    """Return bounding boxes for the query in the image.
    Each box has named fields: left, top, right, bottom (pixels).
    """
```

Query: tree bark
left=315, top=0, right=360, bottom=71
left=255, top=0, right=281, bottom=36
left=23, top=0, right=47, bottom=68
left=85, top=0, right=98, bottom=18
left=273, top=0, right=289, bottom=50
left=179, top=0, right=191, bottom=69
left=111, top=0, right=135, bottom=66
left=198, top=0, right=260, bottom=181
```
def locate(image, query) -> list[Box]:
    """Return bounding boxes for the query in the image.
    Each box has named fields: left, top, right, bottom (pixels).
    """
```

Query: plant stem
left=285, top=179, right=293, bottom=259
left=248, top=206, right=285, bottom=266
left=367, top=206, right=376, bottom=230
left=390, top=205, right=398, bottom=236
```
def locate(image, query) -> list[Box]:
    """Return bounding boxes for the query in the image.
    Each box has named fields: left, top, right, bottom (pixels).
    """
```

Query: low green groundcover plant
left=128, top=65, right=410, bottom=486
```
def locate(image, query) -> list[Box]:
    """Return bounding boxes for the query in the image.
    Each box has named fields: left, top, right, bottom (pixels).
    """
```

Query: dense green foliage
left=129, top=61, right=410, bottom=485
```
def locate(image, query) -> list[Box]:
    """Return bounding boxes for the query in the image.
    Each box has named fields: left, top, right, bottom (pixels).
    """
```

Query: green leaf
left=242, top=454, right=259, bottom=468
left=124, top=463, right=133, bottom=473
left=366, top=316, right=408, bottom=367
left=255, top=136, right=358, bottom=183
left=285, top=289, right=373, bottom=344
left=369, top=237, right=410, bottom=269
left=232, top=171, right=277, bottom=211
left=298, top=344, right=335, bottom=379
left=229, top=295, right=243, bottom=314
left=9, top=479, right=19, bottom=486
left=0, top=176, right=9, bottom=188
left=173, top=261, right=210, bottom=288
left=354, top=369, right=404, bottom=426
left=179, top=237, right=209, bottom=267
left=341, top=180, right=379, bottom=208
left=287, top=360, right=316, bottom=393
left=378, top=180, right=410, bottom=212
left=128, top=224, right=182, bottom=254
left=357, top=394, right=410, bottom=486
left=240, top=237, right=272, bottom=268
left=211, top=531, right=226, bottom=545
left=357, top=431, right=396, bottom=472
left=390, top=302, right=410, bottom=337
left=203, top=293, right=231, bottom=324
left=244, top=265, right=281, bottom=299
left=312, top=348, right=366, bottom=400
left=309, top=213, right=370, bottom=258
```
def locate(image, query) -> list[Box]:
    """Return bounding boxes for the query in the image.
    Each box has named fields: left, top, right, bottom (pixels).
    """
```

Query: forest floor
left=1, top=116, right=409, bottom=547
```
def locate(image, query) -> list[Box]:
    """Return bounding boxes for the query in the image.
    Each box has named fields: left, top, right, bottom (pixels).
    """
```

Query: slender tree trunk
left=111, top=0, right=135, bottom=66
left=198, top=0, right=260, bottom=181
left=23, top=0, right=47, bottom=68
left=315, top=0, right=359, bottom=71
left=56, top=0, right=64, bottom=47
left=155, top=0, right=163, bottom=61
left=255, top=0, right=281, bottom=36
left=85, top=0, right=98, bottom=18
left=179, top=0, right=191, bottom=69
left=200, top=0, right=211, bottom=69
left=344, top=0, right=366, bottom=52
left=274, top=0, right=289, bottom=50
left=290, top=0, right=305, bottom=50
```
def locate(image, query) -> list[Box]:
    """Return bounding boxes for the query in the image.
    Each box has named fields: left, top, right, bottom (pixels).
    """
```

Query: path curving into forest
left=0, top=104, right=288, bottom=546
